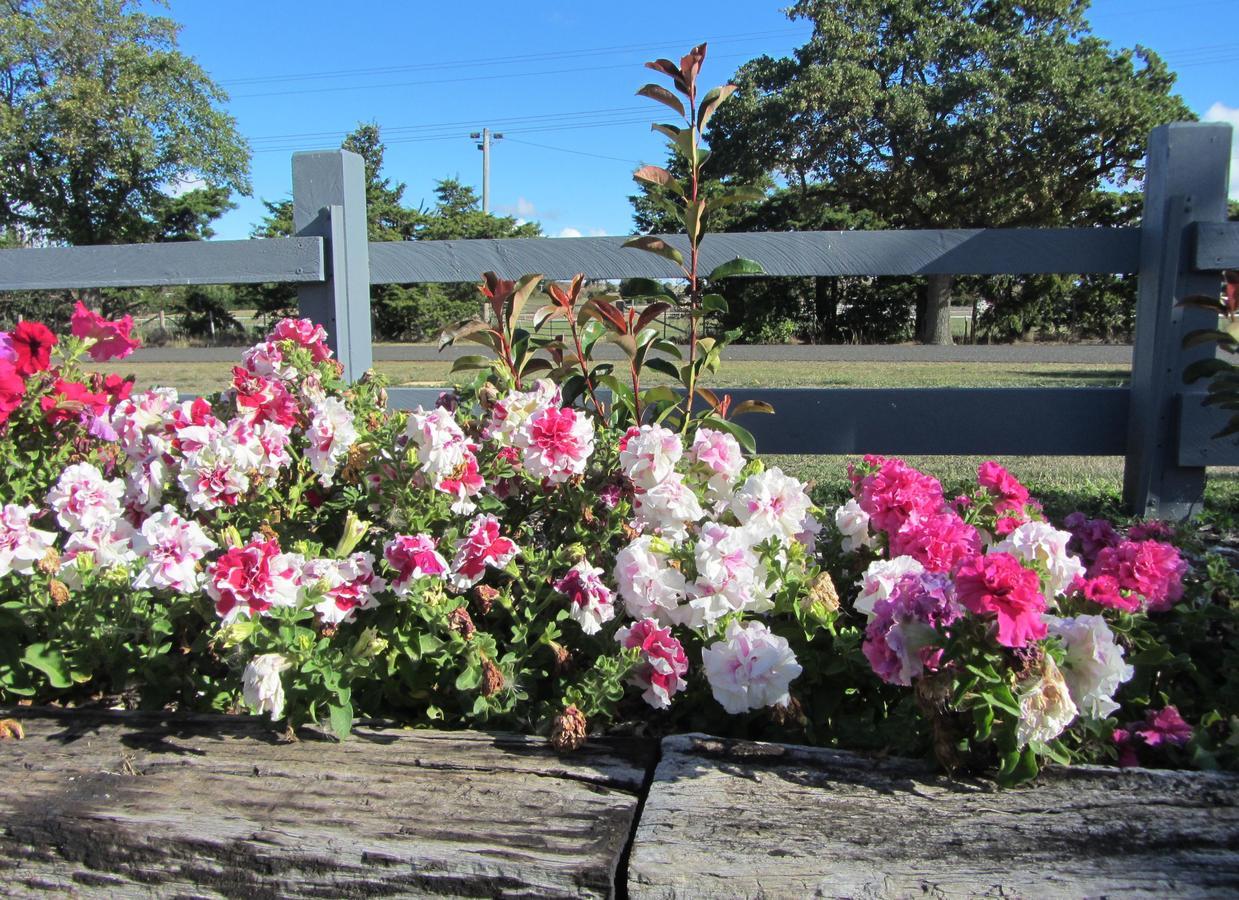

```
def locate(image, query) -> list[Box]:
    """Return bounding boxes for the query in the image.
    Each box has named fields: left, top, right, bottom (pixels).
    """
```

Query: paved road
left=129, top=342, right=1134, bottom=365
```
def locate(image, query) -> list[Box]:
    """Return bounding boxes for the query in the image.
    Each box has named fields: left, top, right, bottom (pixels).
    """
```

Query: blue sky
left=163, top=0, right=1239, bottom=242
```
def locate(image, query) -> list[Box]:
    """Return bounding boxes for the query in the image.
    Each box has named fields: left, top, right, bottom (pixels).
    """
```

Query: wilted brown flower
left=448, top=606, right=476, bottom=640
left=550, top=705, right=587, bottom=752
left=549, top=641, right=574, bottom=676
left=341, top=443, right=369, bottom=484
left=35, top=547, right=61, bottom=576
left=48, top=579, right=70, bottom=606
left=481, top=658, right=505, bottom=696
left=803, top=572, right=840, bottom=615
left=472, top=584, right=500, bottom=616
left=0, top=719, right=25, bottom=741
left=769, top=695, right=807, bottom=729
left=258, top=523, right=279, bottom=543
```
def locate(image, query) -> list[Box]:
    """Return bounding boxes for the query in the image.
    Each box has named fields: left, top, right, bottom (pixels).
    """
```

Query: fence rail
left=0, top=122, right=1236, bottom=518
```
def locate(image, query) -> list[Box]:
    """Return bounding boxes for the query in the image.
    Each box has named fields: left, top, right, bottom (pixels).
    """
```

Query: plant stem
left=682, top=90, right=701, bottom=433
left=567, top=314, right=605, bottom=419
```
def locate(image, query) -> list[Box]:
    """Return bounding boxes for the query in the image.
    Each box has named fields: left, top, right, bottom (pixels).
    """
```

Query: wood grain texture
left=0, top=238, right=324, bottom=290
left=627, top=734, right=1239, bottom=899
left=0, top=708, right=653, bottom=898
left=368, top=228, right=1141, bottom=284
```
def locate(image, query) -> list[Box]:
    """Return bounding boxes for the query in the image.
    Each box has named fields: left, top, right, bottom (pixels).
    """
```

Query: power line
left=218, top=29, right=805, bottom=87
left=230, top=50, right=759, bottom=100
left=503, top=137, right=642, bottom=165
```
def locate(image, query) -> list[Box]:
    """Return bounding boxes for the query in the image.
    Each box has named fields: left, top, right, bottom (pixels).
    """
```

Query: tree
left=246, top=124, right=541, bottom=341
left=698, top=0, right=1192, bottom=343
left=0, top=0, right=249, bottom=246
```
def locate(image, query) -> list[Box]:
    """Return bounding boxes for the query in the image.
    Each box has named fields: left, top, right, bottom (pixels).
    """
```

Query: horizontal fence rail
left=0, top=237, right=324, bottom=291
left=387, top=387, right=1133, bottom=456
left=369, top=228, right=1144, bottom=284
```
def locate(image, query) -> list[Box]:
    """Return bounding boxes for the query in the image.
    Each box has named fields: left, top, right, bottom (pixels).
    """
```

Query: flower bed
left=1, top=45, right=1236, bottom=788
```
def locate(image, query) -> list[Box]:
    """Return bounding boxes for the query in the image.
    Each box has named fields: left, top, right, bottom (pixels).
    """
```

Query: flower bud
left=801, top=571, right=840, bottom=625
left=334, top=511, right=371, bottom=558
left=351, top=626, right=388, bottom=659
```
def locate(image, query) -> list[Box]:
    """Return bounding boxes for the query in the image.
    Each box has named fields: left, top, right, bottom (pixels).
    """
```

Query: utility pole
left=469, top=128, right=503, bottom=212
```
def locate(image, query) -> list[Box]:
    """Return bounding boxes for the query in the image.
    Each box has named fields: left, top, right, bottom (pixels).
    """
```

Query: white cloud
left=554, top=226, right=607, bottom=239
left=499, top=196, right=540, bottom=219
left=1202, top=102, right=1239, bottom=200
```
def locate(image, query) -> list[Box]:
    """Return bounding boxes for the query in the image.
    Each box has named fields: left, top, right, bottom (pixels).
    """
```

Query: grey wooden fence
left=0, top=122, right=1236, bottom=519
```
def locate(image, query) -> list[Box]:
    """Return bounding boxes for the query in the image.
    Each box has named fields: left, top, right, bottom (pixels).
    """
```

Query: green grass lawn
left=88, top=358, right=1131, bottom=395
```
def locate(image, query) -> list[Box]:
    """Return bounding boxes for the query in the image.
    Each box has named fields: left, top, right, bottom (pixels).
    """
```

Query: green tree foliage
left=0, top=0, right=249, bottom=246
left=245, top=123, right=540, bottom=341
left=649, top=0, right=1192, bottom=344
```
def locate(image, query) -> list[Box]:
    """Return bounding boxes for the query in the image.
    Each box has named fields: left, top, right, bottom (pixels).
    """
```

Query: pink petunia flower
left=615, top=618, right=689, bottom=709
left=449, top=514, right=518, bottom=591
left=954, top=552, right=1047, bottom=648
left=384, top=534, right=449, bottom=595
left=554, top=560, right=616, bottom=635
left=70, top=301, right=140, bottom=361
left=206, top=537, right=300, bottom=623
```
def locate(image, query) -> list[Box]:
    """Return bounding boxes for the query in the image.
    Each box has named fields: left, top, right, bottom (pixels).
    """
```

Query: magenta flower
left=449, top=514, right=518, bottom=591
left=955, top=552, right=1047, bottom=648
left=70, top=301, right=139, bottom=361
left=615, top=618, right=689, bottom=709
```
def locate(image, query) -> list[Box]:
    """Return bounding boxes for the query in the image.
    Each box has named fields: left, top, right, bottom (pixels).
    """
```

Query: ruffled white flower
left=516, top=405, right=595, bottom=484
left=178, top=438, right=251, bottom=512
left=555, top=560, right=616, bottom=635
left=631, top=473, right=704, bottom=544
left=131, top=505, right=217, bottom=593
left=854, top=555, right=925, bottom=618
left=835, top=499, right=873, bottom=553
left=305, top=395, right=357, bottom=486
left=109, top=387, right=178, bottom=461
left=614, top=535, right=687, bottom=625
left=702, top=620, right=803, bottom=714
left=688, top=428, right=744, bottom=504
left=46, top=463, right=125, bottom=533
left=729, top=467, right=813, bottom=546
left=619, top=424, right=683, bottom=490
left=242, top=653, right=290, bottom=721
left=406, top=405, right=472, bottom=482
left=994, top=521, right=1086, bottom=597
left=1045, top=614, right=1134, bottom=719
left=1015, top=655, right=1078, bottom=748
left=0, top=503, right=56, bottom=577
left=679, top=523, right=772, bottom=628
left=58, top=521, right=136, bottom=587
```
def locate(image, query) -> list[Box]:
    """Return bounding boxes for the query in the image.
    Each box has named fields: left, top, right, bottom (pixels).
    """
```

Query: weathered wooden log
left=0, top=708, right=653, bottom=898
left=627, top=733, right=1239, bottom=899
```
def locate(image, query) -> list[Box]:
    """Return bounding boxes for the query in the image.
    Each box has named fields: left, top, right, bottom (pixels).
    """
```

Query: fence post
left=292, top=150, right=373, bottom=382
left=1123, top=122, right=1232, bottom=519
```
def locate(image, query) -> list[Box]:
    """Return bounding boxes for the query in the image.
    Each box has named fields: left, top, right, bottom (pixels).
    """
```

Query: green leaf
left=328, top=702, right=353, bottom=740
left=450, top=354, right=492, bottom=374
left=641, top=386, right=679, bottom=406
left=633, top=165, right=685, bottom=197
left=636, top=83, right=686, bottom=117
left=620, top=278, right=676, bottom=299
left=703, top=417, right=756, bottom=454
left=730, top=399, right=775, bottom=418
left=22, top=643, right=71, bottom=689
left=708, top=257, right=765, bottom=280
left=645, top=357, right=683, bottom=381
left=509, top=273, right=543, bottom=325
left=702, top=293, right=728, bottom=314
left=650, top=123, right=683, bottom=143
left=533, top=304, right=563, bottom=331
left=455, top=663, right=481, bottom=691
left=651, top=339, right=682, bottom=358
left=696, top=83, right=737, bottom=130
left=1184, top=357, right=1235, bottom=384
left=438, top=318, right=495, bottom=350
left=714, top=185, right=766, bottom=207
left=622, top=235, right=685, bottom=267
left=1183, top=328, right=1236, bottom=349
